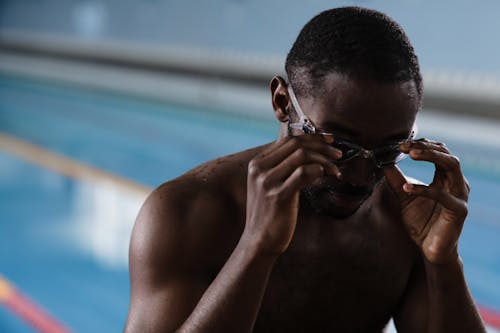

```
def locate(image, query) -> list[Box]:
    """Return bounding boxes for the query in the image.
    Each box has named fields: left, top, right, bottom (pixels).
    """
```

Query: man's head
left=270, top=7, right=422, bottom=218
left=285, top=6, right=422, bottom=102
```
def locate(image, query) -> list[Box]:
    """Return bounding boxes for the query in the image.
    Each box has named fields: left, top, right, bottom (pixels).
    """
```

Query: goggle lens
left=373, top=144, right=404, bottom=166
left=332, top=140, right=405, bottom=167
left=332, top=141, right=361, bottom=161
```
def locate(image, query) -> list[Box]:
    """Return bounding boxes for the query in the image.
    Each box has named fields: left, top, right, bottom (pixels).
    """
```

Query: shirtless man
left=125, top=7, right=486, bottom=333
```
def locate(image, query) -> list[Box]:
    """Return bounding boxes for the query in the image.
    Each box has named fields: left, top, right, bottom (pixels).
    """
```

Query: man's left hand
left=384, top=138, right=470, bottom=265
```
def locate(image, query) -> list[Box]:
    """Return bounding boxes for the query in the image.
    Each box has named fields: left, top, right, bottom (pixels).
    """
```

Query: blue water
left=0, top=74, right=278, bottom=186
left=1, top=73, right=499, bottom=332
left=0, top=152, right=131, bottom=332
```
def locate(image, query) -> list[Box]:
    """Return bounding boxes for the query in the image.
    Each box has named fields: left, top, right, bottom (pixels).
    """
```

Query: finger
left=383, top=164, right=410, bottom=201
left=399, top=139, right=450, bottom=154
left=257, top=135, right=342, bottom=169
left=414, top=138, right=449, bottom=147
left=406, top=149, right=467, bottom=197
left=267, top=149, right=342, bottom=183
left=278, top=164, right=325, bottom=196
left=403, top=183, right=468, bottom=217
left=464, top=176, right=471, bottom=194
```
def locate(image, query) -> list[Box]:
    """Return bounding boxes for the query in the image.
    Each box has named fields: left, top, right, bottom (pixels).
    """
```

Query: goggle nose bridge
left=358, top=148, right=374, bottom=159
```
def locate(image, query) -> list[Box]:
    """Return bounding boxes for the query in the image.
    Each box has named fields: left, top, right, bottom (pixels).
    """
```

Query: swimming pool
left=1, top=72, right=499, bottom=332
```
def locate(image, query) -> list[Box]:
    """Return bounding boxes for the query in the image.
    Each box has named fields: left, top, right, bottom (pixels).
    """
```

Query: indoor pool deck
left=1, top=73, right=500, bottom=332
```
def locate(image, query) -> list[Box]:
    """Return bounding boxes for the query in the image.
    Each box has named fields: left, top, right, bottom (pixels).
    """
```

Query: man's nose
left=338, top=155, right=377, bottom=187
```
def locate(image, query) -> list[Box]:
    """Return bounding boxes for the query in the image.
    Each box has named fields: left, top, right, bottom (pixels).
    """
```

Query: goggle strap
left=289, top=123, right=304, bottom=130
left=287, top=85, right=316, bottom=133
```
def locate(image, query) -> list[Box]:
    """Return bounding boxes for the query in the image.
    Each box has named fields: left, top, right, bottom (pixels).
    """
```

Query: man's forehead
left=308, top=73, right=418, bottom=139
left=313, top=74, right=417, bottom=114
left=316, top=71, right=418, bottom=100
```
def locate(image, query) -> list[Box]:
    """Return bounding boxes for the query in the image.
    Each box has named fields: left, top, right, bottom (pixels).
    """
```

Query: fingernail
left=403, top=183, right=414, bottom=192
left=322, top=134, right=334, bottom=144
left=400, top=141, right=411, bottom=148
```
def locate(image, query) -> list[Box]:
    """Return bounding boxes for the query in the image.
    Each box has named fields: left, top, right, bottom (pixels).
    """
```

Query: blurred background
left=1, top=1, right=500, bottom=332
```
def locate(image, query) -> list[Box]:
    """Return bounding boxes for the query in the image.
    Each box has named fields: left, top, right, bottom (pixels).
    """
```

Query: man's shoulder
left=126, top=144, right=271, bottom=330
left=131, top=144, right=269, bottom=262
left=160, top=143, right=268, bottom=209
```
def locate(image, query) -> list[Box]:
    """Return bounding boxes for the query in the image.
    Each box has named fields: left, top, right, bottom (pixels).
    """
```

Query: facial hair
left=300, top=178, right=375, bottom=218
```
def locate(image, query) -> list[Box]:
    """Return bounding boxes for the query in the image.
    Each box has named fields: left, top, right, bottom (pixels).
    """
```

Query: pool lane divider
left=480, top=306, right=500, bottom=329
left=0, top=132, right=151, bottom=196
left=1, top=131, right=500, bottom=329
left=0, top=131, right=152, bottom=332
left=0, top=275, right=72, bottom=333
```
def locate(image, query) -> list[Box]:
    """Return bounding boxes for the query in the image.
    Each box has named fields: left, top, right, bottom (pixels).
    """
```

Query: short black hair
left=285, top=7, right=422, bottom=101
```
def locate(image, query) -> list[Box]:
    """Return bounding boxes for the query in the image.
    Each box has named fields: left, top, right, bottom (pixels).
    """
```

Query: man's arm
left=393, top=254, right=485, bottom=333
left=125, top=135, right=342, bottom=332
left=424, top=256, right=485, bottom=332
left=124, top=183, right=279, bottom=333
left=125, top=184, right=212, bottom=332
left=385, top=138, right=486, bottom=333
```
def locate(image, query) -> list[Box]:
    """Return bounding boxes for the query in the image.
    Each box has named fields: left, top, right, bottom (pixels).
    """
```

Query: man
left=125, top=7, right=486, bottom=333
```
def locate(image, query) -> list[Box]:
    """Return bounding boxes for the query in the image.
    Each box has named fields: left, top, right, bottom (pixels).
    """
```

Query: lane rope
left=0, top=276, right=72, bottom=333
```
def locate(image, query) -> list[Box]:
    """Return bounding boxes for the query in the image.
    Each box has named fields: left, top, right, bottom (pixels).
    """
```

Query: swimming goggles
left=287, top=84, right=416, bottom=168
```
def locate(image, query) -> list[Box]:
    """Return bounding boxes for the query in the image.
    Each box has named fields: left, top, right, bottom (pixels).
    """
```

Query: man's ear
left=270, top=76, right=290, bottom=123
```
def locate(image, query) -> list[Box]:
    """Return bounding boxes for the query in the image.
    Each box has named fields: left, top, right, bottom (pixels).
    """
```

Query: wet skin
left=125, top=73, right=485, bottom=332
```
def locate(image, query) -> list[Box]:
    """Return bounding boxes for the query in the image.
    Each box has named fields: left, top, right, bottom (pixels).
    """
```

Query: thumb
left=383, top=164, right=408, bottom=202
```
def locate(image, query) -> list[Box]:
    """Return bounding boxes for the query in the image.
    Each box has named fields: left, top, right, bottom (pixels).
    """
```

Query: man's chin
left=301, top=187, right=369, bottom=219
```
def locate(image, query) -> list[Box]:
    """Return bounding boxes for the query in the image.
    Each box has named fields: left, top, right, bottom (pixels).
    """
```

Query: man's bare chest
left=253, top=222, right=415, bottom=332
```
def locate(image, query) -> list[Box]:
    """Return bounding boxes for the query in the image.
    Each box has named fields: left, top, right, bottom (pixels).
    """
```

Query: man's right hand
left=242, top=134, right=343, bottom=256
